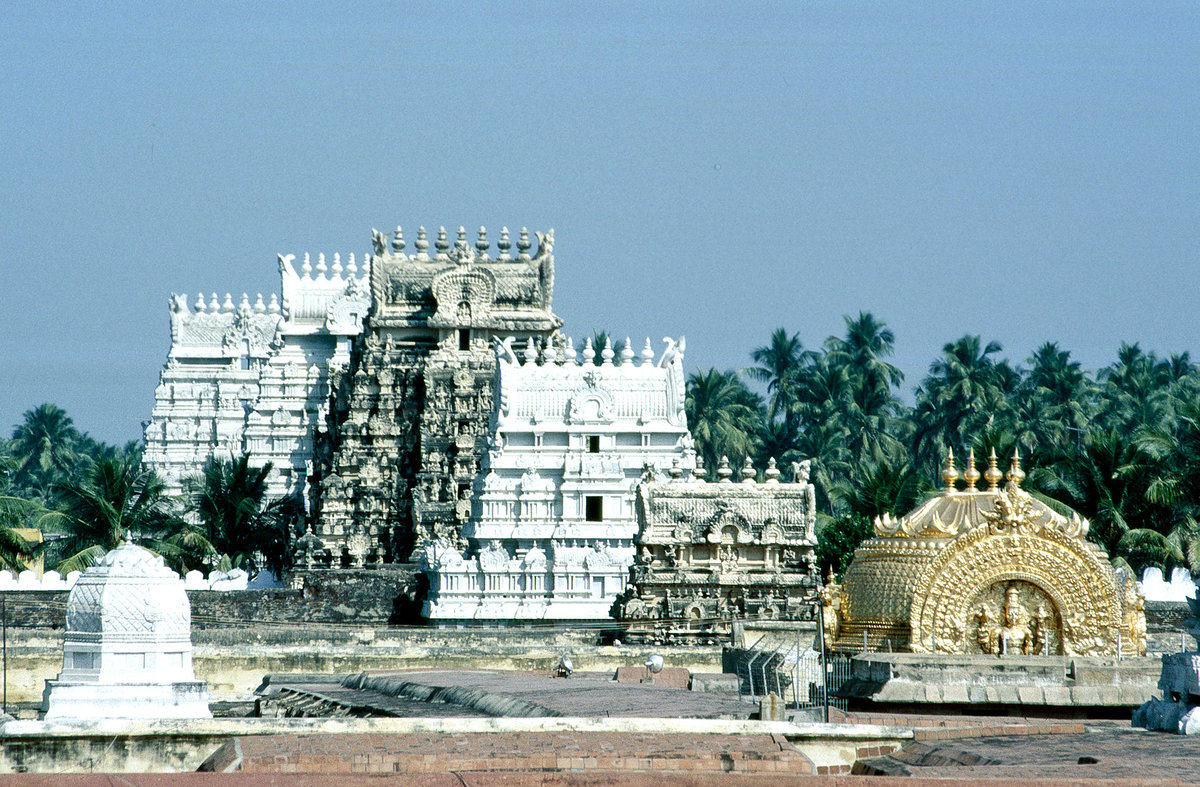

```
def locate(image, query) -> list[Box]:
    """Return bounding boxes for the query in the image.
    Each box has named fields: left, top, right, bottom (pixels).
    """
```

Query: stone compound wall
left=1147, top=600, right=1189, bottom=631
left=0, top=566, right=423, bottom=631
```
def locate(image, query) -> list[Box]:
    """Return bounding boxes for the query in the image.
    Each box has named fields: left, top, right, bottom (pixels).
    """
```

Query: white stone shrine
left=142, top=250, right=370, bottom=511
left=42, top=540, right=211, bottom=720
left=422, top=335, right=696, bottom=620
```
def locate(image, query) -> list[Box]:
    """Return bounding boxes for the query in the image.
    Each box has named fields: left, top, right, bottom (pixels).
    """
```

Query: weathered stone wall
left=1147, top=600, right=1188, bottom=632
left=193, top=566, right=424, bottom=626
left=0, top=566, right=423, bottom=632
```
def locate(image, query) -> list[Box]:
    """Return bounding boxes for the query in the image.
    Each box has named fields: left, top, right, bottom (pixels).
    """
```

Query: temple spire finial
left=620, top=337, right=634, bottom=366
left=964, top=448, right=981, bottom=491
left=1007, top=448, right=1026, bottom=488
left=942, top=449, right=959, bottom=493
left=435, top=226, right=449, bottom=260
left=415, top=226, right=430, bottom=260
left=517, top=227, right=531, bottom=261
left=640, top=337, right=655, bottom=366
left=716, top=456, right=733, bottom=483
left=984, top=448, right=1003, bottom=492
left=476, top=226, right=490, bottom=259
left=497, top=227, right=512, bottom=261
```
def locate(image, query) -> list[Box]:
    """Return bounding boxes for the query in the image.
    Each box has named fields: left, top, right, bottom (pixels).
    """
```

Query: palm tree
left=685, top=368, right=763, bottom=473
left=755, top=418, right=803, bottom=478
left=9, top=404, right=81, bottom=501
left=48, top=457, right=180, bottom=574
left=819, top=314, right=908, bottom=469
left=1011, top=343, right=1094, bottom=461
left=912, top=335, right=1011, bottom=481
left=825, top=312, right=904, bottom=396
left=1129, top=395, right=1200, bottom=575
left=744, top=328, right=807, bottom=424
left=827, top=455, right=931, bottom=522
left=0, top=493, right=46, bottom=573
left=167, top=455, right=292, bottom=576
left=1097, top=343, right=1175, bottom=433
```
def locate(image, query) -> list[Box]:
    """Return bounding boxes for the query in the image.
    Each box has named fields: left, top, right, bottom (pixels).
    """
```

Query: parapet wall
left=1, top=566, right=423, bottom=630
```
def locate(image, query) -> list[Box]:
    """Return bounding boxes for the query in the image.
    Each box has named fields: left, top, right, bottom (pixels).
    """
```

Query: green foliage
left=47, top=457, right=181, bottom=574
left=685, top=368, right=763, bottom=472
left=691, top=318, right=1200, bottom=579
left=0, top=495, right=47, bottom=572
left=163, top=455, right=294, bottom=576
left=816, top=514, right=874, bottom=579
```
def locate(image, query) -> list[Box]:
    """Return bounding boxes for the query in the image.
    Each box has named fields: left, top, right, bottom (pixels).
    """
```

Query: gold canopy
left=822, top=450, right=1146, bottom=657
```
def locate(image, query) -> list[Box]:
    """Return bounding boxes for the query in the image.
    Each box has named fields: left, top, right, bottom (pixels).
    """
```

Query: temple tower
left=142, top=250, right=369, bottom=512
left=422, top=334, right=695, bottom=620
left=314, top=226, right=561, bottom=566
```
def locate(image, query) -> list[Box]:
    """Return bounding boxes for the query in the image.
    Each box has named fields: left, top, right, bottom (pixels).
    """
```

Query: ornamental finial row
left=943, top=447, right=1024, bottom=493
left=371, top=225, right=552, bottom=263
left=287, top=252, right=367, bottom=282
left=171, top=291, right=280, bottom=316
left=708, top=455, right=811, bottom=486
left=496, top=335, right=684, bottom=369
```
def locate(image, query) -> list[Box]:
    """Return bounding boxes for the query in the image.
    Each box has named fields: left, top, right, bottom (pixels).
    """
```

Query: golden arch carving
left=909, top=523, right=1120, bottom=656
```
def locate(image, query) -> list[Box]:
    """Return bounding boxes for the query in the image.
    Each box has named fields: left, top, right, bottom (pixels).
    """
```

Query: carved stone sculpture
left=313, top=225, right=561, bottom=565
left=616, top=457, right=819, bottom=639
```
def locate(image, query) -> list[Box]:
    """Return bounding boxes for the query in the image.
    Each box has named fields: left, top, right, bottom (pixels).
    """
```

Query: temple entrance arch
left=907, top=496, right=1121, bottom=657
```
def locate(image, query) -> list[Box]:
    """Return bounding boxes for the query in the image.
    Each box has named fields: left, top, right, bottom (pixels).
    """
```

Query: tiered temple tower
left=421, top=334, right=695, bottom=620
left=142, top=252, right=369, bottom=509
left=312, top=226, right=561, bottom=566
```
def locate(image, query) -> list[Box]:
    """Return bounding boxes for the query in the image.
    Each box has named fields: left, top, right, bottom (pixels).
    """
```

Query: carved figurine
left=1129, top=592, right=1148, bottom=657
left=820, top=572, right=841, bottom=646
left=975, top=605, right=997, bottom=655
left=1031, top=603, right=1051, bottom=655
left=997, top=585, right=1031, bottom=655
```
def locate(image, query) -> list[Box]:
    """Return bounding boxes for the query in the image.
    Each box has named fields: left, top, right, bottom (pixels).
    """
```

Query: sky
left=2, top=2, right=1198, bottom=445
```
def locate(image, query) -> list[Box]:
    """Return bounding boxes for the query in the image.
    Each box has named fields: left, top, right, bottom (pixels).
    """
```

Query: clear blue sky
left=2, top=2, right=1197, bottom=445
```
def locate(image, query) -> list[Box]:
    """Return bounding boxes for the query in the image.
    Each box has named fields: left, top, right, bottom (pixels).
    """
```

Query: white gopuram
left=141, top=250, right=370, bottom=510
left=42, top=540, right=211, bottom=720
left=422, top=334, right=697, bottom=620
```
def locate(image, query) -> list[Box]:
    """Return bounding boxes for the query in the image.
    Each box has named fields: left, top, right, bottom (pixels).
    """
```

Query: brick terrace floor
left=856, top=726, right=1200, bottom=782
left=202, top=730, right=819, bottom=776
left=834, top=709, right=1200, bottom=782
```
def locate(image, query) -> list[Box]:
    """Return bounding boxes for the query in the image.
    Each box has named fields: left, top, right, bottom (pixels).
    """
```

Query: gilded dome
left=822, top=451, right=1145, bottom=658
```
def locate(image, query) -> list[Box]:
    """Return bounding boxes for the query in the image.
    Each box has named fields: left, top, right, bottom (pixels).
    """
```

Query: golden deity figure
left=820, top=568, right=841, bottom=646
left=975, top=605, right=997, bottom=655
left=997, top=585, right=1031, bottom=655
left=1031, top=603, right=1050, bottom=656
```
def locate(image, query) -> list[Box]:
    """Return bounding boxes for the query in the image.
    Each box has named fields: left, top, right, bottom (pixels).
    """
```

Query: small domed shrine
left=42, top=538, right=210, bottom=720
left=822, top=451, right=1146, bottom=658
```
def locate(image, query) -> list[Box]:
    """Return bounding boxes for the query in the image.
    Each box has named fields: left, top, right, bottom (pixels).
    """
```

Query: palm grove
left=4, top=314, right=1199, bottom=581
left=0, top=404, right=290, bottom=576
